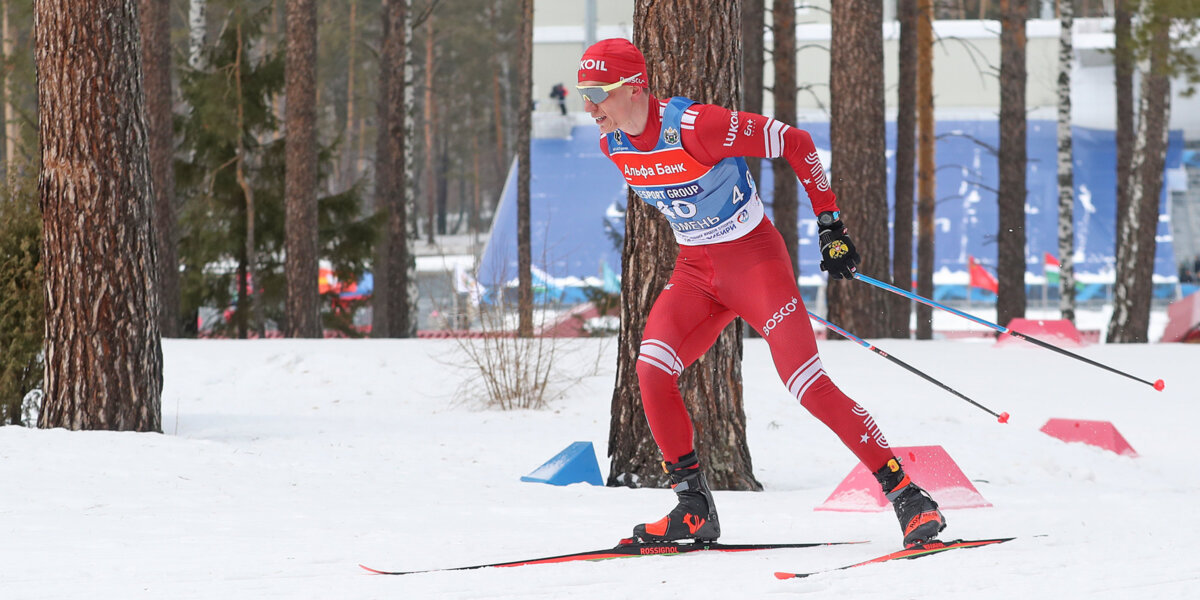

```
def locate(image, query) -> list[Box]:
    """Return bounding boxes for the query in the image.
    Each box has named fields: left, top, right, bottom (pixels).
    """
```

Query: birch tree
left=1108, top=2, right=1172, bottom=343
left=1055, top=0, right=1077, bottom=322
left=189, top=0, right=207, bottom=70
left=373, top=0, right=417, bottom=338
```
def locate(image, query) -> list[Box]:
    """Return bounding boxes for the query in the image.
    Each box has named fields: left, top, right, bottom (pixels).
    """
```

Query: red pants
left=636, top=218, right=894, bottom=472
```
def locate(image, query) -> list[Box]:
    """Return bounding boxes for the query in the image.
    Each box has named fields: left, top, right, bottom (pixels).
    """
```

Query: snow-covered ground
left=2, top=308, right=1197, bottom=599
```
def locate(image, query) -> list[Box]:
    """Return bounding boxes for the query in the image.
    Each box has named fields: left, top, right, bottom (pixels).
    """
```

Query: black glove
left=818, top=212, right=861, bottom=280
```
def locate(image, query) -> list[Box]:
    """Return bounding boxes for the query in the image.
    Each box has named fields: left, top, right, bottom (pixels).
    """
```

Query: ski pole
left=853, top=273, right=1166, bottom=392
left=807, top=311, right=1010, bottom=423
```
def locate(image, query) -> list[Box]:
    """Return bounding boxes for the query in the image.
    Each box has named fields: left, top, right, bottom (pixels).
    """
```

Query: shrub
left=0, top=181, right=43, bottom=425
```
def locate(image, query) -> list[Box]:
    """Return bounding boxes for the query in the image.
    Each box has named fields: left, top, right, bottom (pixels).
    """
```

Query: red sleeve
left=681, top=103, right=839, bottom=216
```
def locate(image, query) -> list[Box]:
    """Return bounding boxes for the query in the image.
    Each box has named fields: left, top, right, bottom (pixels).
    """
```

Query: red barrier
left=995, top=318, right=1086, bottom=348
left=1039, top=418, right=1138, bottom=457
left=815, top=445, right=992, bottom=512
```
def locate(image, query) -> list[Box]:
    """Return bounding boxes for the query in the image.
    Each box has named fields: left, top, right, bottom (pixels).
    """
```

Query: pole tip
left=1154, top=379, right=1165, bottom=391
left=998, top=412, right=1010, bottom=424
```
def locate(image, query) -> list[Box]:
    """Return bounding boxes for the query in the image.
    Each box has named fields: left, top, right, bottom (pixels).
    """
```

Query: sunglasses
left=576, top=73, right=643, bottom=105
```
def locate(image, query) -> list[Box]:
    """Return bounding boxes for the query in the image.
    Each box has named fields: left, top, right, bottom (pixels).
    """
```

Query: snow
left=2, top=310, right=1198, bottom=599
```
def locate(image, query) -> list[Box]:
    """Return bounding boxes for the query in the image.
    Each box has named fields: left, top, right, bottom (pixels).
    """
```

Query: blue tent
left=479, top=120, right=1184, bottom=300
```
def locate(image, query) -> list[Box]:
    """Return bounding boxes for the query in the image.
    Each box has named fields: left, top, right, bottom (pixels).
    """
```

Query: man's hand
left=818, top=212, right=861, bottom=280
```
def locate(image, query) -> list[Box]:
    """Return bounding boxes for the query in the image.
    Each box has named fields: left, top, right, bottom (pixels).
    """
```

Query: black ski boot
left=874, top=458, right=946, bottom=547
left=632, top=451, right=721, bottom=543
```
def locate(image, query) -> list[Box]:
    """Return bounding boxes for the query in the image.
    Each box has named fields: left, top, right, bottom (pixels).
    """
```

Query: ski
left=773, top=537, right=1015, bottom=579
left=360, top=539, right=866, bottom=575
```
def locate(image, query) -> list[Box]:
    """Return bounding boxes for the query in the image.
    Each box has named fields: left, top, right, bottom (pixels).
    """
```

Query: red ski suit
left=602, top=97, right=894, bottom=472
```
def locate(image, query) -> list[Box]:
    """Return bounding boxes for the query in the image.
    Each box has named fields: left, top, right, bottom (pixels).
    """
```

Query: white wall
left=531, top=3, right=1200, bottom=137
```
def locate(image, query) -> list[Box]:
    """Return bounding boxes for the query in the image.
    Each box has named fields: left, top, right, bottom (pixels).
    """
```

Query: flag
left=968, top=256, right=998, bottom=294
left=601, top=260, right=621, bottom=294
left=454, top=263, right=486, bottom=306
left=1044, top=252, right=1061, bottom=285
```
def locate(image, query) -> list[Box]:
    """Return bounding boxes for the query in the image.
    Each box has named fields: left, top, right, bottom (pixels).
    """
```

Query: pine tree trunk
left=997, top=0, right=1028, bottom=329
left=609, top=0, right=759, bottom=492
left=772, top=0, right=799, bottom=276
left=889, top=0, right=917, bottom=338
left=371, top=0, right=393, bottom=337
left=2, top=0, right=14, bottom=183
left=139, top=0, right=180, bottom=338
left=341, top=0, right=358, bottom=191
left=741, top=0, right=764, bottom=186
left=915, top=0, right=935, bottom=340
left=1056, top=0, right=1077, bottom=322
left=516, top=0, right=533, bottom=338
left=285, top=0, right=321, bottom=338
left=1108, top=5, right=1170, bottom=343
left=828, top=0, right=887, bottom=338
left=35, top=0, right=162, bottom=431
left=423, top=14, right=436, bottom=246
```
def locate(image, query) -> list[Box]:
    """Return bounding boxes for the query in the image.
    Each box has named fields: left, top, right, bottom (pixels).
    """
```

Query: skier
left=577, top=38, right=946, bottom=548
left=550, top=83, right=569, bottom=115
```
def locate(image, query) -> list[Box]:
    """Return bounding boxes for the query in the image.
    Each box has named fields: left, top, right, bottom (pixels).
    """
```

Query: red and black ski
left=773, top=537, right=1015, bottom=580
left=360, top=539, right=865, bottom=575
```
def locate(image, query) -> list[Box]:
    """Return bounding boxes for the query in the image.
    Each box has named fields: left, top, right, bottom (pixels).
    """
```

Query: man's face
left=579, top=81, right=638, bottom=136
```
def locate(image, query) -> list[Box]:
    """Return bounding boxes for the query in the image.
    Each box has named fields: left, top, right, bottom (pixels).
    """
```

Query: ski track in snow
left=2, top=309, right=1198, bottom=599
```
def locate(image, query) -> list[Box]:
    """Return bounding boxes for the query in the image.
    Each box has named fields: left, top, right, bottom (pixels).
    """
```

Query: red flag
left=968, top=256, right=998, bottom=294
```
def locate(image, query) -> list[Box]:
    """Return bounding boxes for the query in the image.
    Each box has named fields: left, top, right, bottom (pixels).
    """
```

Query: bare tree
left=233, top=13, right=262, bottom=338
left=1108, top=2, right=1171, bottom=343
left=285, top=0, right=321, bottom=337
left=35, top=0, right=162, bottom=431
left=516, top=0, right=533, bottom=338
left=140, top=0, right=180, bottom=337
left=996, top=0, right=1028, bottom=328
left=610, top=0, right=758, bottom=491
left=916, top=0, right=935, bottom=340
left=1055, top=0, right=1077, bottom=322
left=828, top=0, right=888, bottom=337
left=772, top=0, right=799, bottom=275
left=890, top=0, right=917, bottom=338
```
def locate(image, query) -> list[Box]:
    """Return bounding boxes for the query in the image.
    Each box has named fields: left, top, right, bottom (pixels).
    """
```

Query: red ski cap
left=578, top=38, right=648, bottom=87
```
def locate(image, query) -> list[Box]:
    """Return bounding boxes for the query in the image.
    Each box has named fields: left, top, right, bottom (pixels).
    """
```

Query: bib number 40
left=655, top=187, right=745, bottom=219
left=656, top=199, right=697, bottom=218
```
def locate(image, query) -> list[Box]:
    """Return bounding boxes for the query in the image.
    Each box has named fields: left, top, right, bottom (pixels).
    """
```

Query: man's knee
left=636, top=338, right=683, bottom=382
